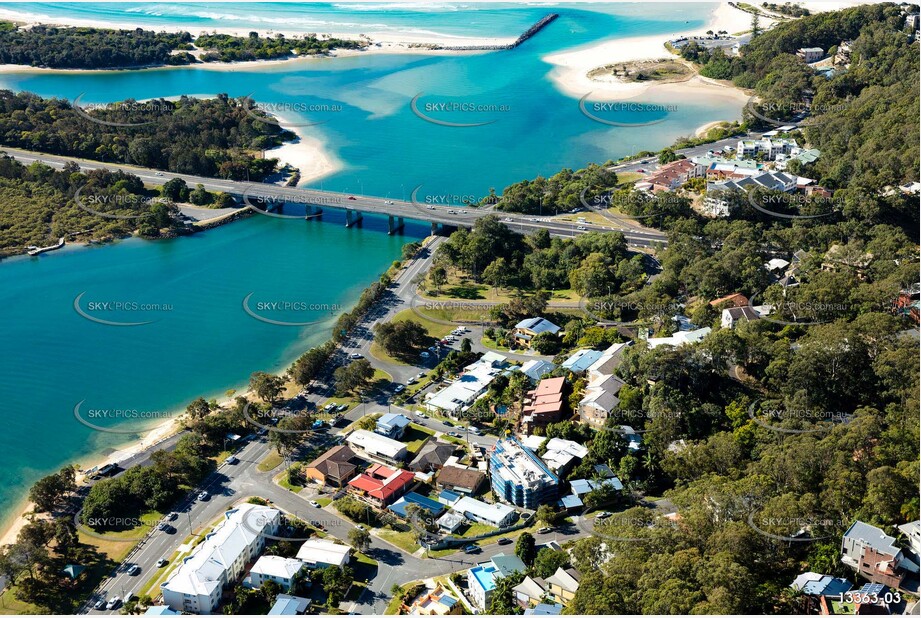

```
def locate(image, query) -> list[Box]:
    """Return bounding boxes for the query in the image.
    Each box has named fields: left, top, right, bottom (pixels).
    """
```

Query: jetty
left=434, top=13, right=559, bottom=51
left=26, top=236, right=65, bottom=256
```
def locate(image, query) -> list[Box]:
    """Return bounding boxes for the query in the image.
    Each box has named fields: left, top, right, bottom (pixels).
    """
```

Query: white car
left=93, top=599, right=105, bottom=610
left=384, top=200, right=394, bottom=204
left=577, top=226, right=586, bottom=230
left=127, top=564, right=141, bottom=576
left=504, top=217, right=513, bottom=221
left=106, top=596, right=121, bottom=610
left=197, top=491, right=209, bottom=501
left=310, top=500, right=321, bottom=508
left=394, top=384, right=406, bottom=393
left=349, top=353, right=363, bottom=360
left=155, top=172, right=164, bottom=176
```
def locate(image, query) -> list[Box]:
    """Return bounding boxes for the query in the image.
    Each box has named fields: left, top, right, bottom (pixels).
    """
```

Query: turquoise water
left=0, top=2, right=741, bottom=526
left=0, top=214, right=424, bottom=526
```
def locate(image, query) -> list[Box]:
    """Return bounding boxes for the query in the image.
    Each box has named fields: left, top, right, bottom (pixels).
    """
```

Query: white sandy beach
left=262, top=111, right=342, bottom=186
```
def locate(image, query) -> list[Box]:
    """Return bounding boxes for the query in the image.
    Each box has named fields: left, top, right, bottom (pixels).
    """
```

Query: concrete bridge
left=2, top=147, right=669, bottom=248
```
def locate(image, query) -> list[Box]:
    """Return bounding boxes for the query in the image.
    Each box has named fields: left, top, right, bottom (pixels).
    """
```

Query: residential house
left=736, top=138, right=798, bottom=160
left=709, top=293, right=749, bottom=309
left=425, top=352, right=508, bottom=416
left=375, top=412, right=412, bottom=439
left=161, top=504, right=280, bottom=614
left=645, top=327, right=711, bottom=348
left=579, top=375, right=625, bottom=430
left=569, top=478, right=623, bottom=503
left=841, top=521, right=915, bottom=588
left=347, top=463, right=415, bottom=507
left=402, top=584, right=462, bottom=615
left=436, top=465, right=488, bottom=496
left=520, top=376, right=567, bottom=435
left=513, top=576, right=551, bottom=608
left=899, top=520, right=921, bottom=555
left=268, top=595, right=310, bottom=615
left=467, top=553, right=528, bottom=609
left=525, top=604, right=564, bottom=615
left=519, top=359, right=557, bottom=382
left=409, top=442, right=457, bottom=473
left=526, top=437, right=588, bottom=476
left=513, top=318, right=562, bottom=349
left=545, top=568, right=581, bottom=605
left=246, top=556, right=306, bottom=591
left=560, top=349, right=604, bottom=374
left=797, top=47, right=824, bottom=62
left=436, top=510, right=467, bottom=533
left=721, top=306, right=761, bottom=329
left=303, top=445, right=361, bottom=487
left=389, top=491, right=445, bottom=519
left=619, top=425, right=643, bottom=451
left=295, top=539, right=351, bottom=569
left=346, top=429, right=408, bottom=464
left=789, top=572, right=852, bottom=613
left=490, top=438, right=559, bottom=509
left=452, top=495, right=517, bottom=528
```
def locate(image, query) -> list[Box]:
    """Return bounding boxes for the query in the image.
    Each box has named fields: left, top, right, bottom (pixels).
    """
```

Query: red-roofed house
left=644, top=159, right=699, bottom=192
left=520, top=376, right=567, bottom=435
left=347, top=463, right=415, bottom=507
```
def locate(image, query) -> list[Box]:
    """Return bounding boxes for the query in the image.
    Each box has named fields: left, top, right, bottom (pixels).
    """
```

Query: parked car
left=309, top=500, right=321, bottom=508
left=349, top=352, right=363, bottom=360
left=596, top=511, right=612, bottom=519
left=156, top=558, right=168, bottom=568
left=106, top=597, right=121, bottom=610
left=324, top=403, right=336, bottom=412
left=224, top=455, right=239, bottom=465
left=394, top=384, right=406, bottom=393
left=417, top=372, right=427, bottom=379
left=406, top=377, right=417, bottom=385
left=337, top=404, right=349, bottom=412
left=537, top=526, right=554, bottom=534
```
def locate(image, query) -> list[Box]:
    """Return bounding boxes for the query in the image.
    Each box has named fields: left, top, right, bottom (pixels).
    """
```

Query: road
left=1, top=146, right=668, bottom=248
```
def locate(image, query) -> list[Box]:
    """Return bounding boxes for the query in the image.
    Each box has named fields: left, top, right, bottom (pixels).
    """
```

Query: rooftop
left=250, top=555, right=305, bottom=580
left=844, top=520, right=902, bottom=557
left=561, top=349, right=604, bottom=373
left=491, top=438, right=558, bottom=490
left=348, top=463, right=415, bottom=503
left=515, top=317, right=562, bottom=335
left=295, top=538, right=351, bottom=568
left=346, top=429, right=407, bottom=459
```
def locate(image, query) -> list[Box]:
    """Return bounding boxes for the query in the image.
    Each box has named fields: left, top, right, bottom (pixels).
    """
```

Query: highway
left=1, top=146, right=668, bottom=248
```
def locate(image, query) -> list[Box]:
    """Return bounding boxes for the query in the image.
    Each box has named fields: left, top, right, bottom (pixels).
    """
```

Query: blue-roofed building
left=558, top=494, right=583, bottom=510
left=375, top=412, right=412, bottom=439
left=489, top=438, right=559, bottom=509
left=268, top=594, right=310, bottom=615
left=389, top=491, right=446, bottom=518
left=561, top=349, right=604, bottom=373
left=791, top=572, right=852, bottom=598
left=525, top=603, right=564, bottom=615
left=468, top=553, right=527, bottom=609
left=570, top=477, right=623, bottom=498
left=513, top=318, right=561, bottom=349
left=144, top=607, right=181, bottom=616
left=438, top=489, right=461, bottom=505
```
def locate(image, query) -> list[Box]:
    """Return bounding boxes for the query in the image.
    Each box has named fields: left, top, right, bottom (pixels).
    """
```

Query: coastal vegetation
left=0, top=22, right=364, bottom=69
left=0, top=156, right=182, bottom=257
left=0, top=91, right=293, bottom=181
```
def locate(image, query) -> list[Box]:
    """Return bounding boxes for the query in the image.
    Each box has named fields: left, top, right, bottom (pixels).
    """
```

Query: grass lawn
left=422, top=280, right=578, bottom=305
left=314, top=497, right=332, bottom=507
left=376, top=529, right=421, bottom=554
left=402, top=424, right=435, bottom=455
left=277, top=474, right=304, bottom=493
left=370, top=309, right=454, bottom=366
left=481, top=335, right=509, bottom=351
left=257, top=449, right=285, bottom=472
left=459, top=522, right=498, bottom=538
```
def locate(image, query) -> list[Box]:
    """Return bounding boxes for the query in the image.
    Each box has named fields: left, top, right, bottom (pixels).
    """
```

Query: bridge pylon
left=345, top=209, right=363, bottom=228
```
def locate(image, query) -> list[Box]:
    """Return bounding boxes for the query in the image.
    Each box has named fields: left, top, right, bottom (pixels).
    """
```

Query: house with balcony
left=841, top=520, right=918, bottom=588
left=490, top=438, right=559, bottom=509
left=513, top=318, right=561, bottom=349
left=467, top=554, right=528, bottom=610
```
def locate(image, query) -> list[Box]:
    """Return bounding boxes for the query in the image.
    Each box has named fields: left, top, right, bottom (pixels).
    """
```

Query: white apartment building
left=161, top=504, right=280, bottom=614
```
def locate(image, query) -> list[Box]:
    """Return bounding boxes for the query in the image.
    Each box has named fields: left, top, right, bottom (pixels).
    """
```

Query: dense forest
left=0, top=91, right=292, bottom=180
left=0, top=22, right=195, bottom=68
left=0, top=156, right=182, bottom=257
left=0, top=22, right=364, bottom=69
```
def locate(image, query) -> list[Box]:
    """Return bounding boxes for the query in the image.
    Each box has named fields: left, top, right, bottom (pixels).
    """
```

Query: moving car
left=106, top=597, right=121, bottom=610
left=348, top=196, right=357, bottom=200
left=198, top=491, right=210, bottom=501
left=94, top=599, right=106, bottom=610
left=496, top=538, right=512, bottom=545
left=224, top=455, right=239, bottom=465
left=127, top=564, right=141, bottom=575
left=349, top=352, right=363, bottom=359
left=384, top=200, right=394, bottom=204
left=157, top=521, right=169, bottom=531
left=577, top=226, right=586, bottom=230
left=463, top=544, right=480, bottom=554
left=394, top=384, right=406, bottom=393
